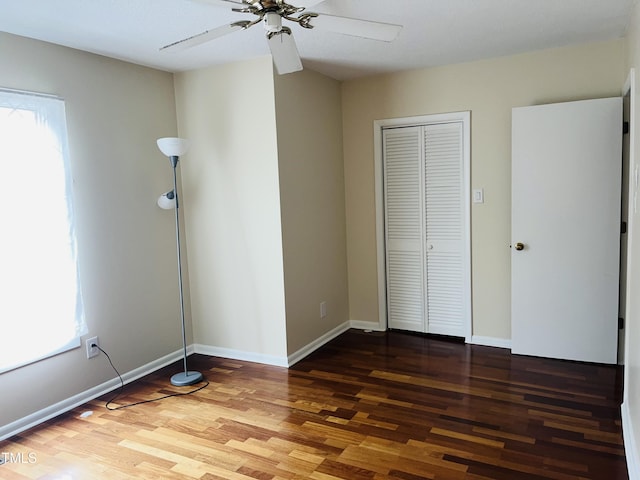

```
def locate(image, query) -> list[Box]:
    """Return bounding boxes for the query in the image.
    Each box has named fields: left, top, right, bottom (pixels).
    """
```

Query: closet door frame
left=373, top=111, right=472, bottom=341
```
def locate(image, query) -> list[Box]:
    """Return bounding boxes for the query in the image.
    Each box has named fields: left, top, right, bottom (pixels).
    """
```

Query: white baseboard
left=470, top=335, right=512, bottom=349
left=349, top=319, right=386, bottom=331
left=0, top=346, right=192, bottom=442
left=287, top=322, right=351, bottom=366
left=623, top=402, right=640, bottom=480
left=193, top=344, right=288, bottom=368
left=194, top=322, right=352, bottom=368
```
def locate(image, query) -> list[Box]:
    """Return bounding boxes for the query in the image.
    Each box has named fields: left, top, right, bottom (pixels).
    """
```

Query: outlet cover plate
left=86, top=336, right=99, bottom=359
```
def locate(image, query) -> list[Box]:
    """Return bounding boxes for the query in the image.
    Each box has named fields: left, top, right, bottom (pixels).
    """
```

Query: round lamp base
left=170, top=371, right=204, bottom=386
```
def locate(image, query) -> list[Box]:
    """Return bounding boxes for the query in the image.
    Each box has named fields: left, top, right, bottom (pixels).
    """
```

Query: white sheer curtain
left=0, top=89, right=87, bottom=373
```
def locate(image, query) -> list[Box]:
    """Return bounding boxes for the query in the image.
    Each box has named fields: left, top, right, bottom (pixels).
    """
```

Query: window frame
left=0, top=87, right=86, bottom=374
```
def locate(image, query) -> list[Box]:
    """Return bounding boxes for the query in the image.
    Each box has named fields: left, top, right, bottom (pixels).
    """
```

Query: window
left=0, top=89, right=86, bottom=373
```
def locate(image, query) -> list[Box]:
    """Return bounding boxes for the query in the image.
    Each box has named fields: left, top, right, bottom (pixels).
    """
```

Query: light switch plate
left=473, top=188, right=484, bottom=204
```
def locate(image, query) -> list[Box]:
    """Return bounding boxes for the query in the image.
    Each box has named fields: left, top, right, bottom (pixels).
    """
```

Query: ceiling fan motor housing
left=264, top=12, right=283, bottom=33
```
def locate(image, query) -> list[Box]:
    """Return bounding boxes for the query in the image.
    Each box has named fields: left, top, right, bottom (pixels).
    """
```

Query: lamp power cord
left=94, top=344, right=208, bottom=410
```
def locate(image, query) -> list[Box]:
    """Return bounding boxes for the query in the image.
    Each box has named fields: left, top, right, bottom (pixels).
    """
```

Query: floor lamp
left=157, top=137, right=203, bottom=387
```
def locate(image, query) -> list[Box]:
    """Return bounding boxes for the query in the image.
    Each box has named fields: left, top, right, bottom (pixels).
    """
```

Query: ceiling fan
left=160, top=0, right=402, bottom=75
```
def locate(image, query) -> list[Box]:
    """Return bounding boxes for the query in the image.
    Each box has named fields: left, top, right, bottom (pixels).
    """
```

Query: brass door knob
left=514, top=242, right=525, bottom=251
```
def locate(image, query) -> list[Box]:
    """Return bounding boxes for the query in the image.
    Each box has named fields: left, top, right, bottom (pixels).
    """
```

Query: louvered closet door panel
left=383, top=127, right=425, bottom=331
left=424, top=122, right=465, bottom=336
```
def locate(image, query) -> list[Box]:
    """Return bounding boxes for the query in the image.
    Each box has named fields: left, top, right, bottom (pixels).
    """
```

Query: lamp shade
left=157, top=137, right=190, bottom=157
left=157, top=190, right=176, bottom=209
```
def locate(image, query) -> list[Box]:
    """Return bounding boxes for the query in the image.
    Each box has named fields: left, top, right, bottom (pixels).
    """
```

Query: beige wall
left=342, top=40, right=626, bottom=339
left=625, top=4, right=640, bottom=473
left=174, top=57, right=288, bottom=360
left=274, top=69, right=349, bottom=354
left=0, top=33, right=182, bottom=428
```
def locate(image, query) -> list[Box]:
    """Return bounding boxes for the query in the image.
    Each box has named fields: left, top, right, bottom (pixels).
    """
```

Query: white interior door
left=511, top=98, right=622, bottom=364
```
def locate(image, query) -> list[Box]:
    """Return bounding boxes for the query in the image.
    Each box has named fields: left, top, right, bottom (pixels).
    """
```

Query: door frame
left=620, top=72, right=635, bottom=367
left=620, top=69, right=638, bottom=480
left=373, top=111, right=472, bottom=341
left=622, top=68, right=636, bottom=402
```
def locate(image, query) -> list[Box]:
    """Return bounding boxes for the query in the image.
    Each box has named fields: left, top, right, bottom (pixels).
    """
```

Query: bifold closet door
left=383, top=122, right=466, bottom=337
left=383, top=126, right=426, bottom=332
left=423, top=122, right=466, bottom=337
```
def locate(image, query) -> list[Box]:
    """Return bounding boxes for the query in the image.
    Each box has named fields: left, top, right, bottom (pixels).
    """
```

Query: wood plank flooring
left=0, top=329, right=628, bottom=479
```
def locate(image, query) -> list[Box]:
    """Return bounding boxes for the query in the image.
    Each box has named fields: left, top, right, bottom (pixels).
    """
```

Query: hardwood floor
left=0, top=329, right=628, bottom=479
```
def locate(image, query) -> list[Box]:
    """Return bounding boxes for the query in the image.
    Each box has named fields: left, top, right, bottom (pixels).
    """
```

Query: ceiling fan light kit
left=161, top=0, right=402, bottom=75
left=264, top=11, right=283, bottom=33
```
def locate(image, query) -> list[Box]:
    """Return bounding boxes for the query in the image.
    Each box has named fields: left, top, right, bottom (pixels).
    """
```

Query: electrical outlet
left=320, top=301, right=327, bottom=319
left=86, top=336, right=99, bottom=359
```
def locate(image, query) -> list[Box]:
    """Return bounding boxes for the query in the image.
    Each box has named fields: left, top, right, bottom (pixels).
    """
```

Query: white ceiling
left=0, top=0, right=635, bottom=81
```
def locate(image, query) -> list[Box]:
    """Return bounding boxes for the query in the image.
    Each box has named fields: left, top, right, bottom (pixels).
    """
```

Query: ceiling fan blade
left=310, top=14, right=402, bottom=42
left=267, top=29, right=303, bottom=75
left=160, top=22, right=249, bottom=52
